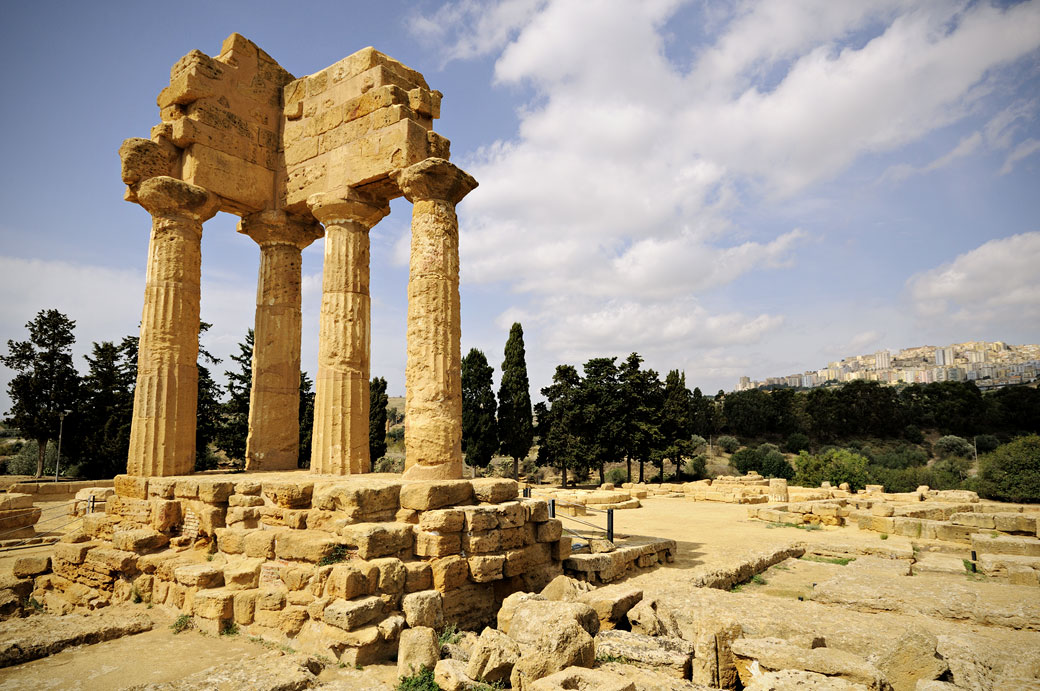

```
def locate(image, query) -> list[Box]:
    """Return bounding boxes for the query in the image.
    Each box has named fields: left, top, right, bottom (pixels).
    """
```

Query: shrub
left=785, top=432, right=810, bottom=454
left=975, top=434, right=1000, bottom=453
left=975, top=435, right=1040, bottom=503
left=716, top=436, right=740, bottom=454
left=683, top=454, right=707, bottom=481
left=760, top=450, right=794, bottom=479
left=374, top=456, right=403, bottom=473
left=605, top=467, right=627, bottom=485
left=934, top=435, right=974, bottom=459
left=903, top=425, right=924, bottom=444
left=871, top=445, right=928, bottom=469
left=731, top=447, right=760, bottom=474
left=689, top=435, right=707, bottom=453
left=793, top=448, right=871, bottom=491
left=6, top=440, right=63, bottom=477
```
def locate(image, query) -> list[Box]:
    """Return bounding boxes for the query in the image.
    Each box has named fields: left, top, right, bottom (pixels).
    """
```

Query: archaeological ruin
left=118, top=33, right=473, bottom=481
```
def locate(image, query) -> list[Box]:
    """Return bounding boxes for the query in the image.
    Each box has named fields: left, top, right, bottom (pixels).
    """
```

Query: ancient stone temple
left=118, top=34, right=475, bottom=480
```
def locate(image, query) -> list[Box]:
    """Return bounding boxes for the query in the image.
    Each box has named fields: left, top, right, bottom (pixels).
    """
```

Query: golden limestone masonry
left=117, top=33, right=474, bottom=478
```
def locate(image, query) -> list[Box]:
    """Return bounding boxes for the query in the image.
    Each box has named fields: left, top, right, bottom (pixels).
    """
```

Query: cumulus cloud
left=408, top=0, right=1040, bottom=389
left=908, top=232, right=1040, bottom=323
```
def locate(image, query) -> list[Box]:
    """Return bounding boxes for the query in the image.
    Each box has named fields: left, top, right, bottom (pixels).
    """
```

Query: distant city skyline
left=738, top=341, right=1040, bottom=393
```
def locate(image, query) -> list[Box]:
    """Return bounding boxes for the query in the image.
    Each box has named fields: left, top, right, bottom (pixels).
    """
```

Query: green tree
left=934, top=435, right=973, bottom=459
left=497, top=323, right=534, bottom=480
left=78, top=340, right=135, bottom=478
left=461, top=349, right=498, bottom=475
left=716, top=435, right=739, bottom=454
left=536, top=365, right=586, bottom=487
left=298, top=371, right=315, bottom=468
left=794, top=448, right=871, bottom=491
left=975, top=435, right=1040, bottom=503
left=1, top=309, right=81, bottom=477
left=194, top=322, right=223, bottom=471
left=580, top=357, right=624, bottom=485
left=654, top=370, right=694, bottom=481
left=370, top=376, right=389, bottom=466
left=619, top=353, right=663, bottom=483
left=214, top=329, right=252, bottom=464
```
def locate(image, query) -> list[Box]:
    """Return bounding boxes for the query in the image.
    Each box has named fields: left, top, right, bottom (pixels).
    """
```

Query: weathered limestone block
left=111, top=528, right=169, bottom=553
left=402, top=589, right=444, bottom=629
left=527, top=667, right=635, bottom=691
left=442, top=582, right=497, bottom=631
left=193, top=587, right=235, bottom=620
left=114, top=475, right=149, bottom=499
left=126, top=176, right=219, bottom=477
left=466, top=627, right=521, bottom=685
left=398, top=626, right=440, bottom=677
left=468, top=554, right=505, bottom=583
left=400, top=480, right=474, bottom=510
left=243, top=530, right=276, bottom=559
left=325, top=561, right=378, bottom=600
left=263, top=480, right=314, bottom=508
left=731, top=638, right=887, bottom=690
left=174, top=563, right=224, bottom=588
left=311, top=478, right=401, bottom=516
left=525, top=499, right=550, bottom=523
left=972, top=533, right=1040, bottom=557
left=581, top=585, right=643, bottom=629
left=338, top=522, right=413, bottom=559
left=323, top=595, right=385, bottom=631
left=224, top=558, right=263, bottom=590
left=395, top=158, right=477, bottom=481
left=510, top=619, right=596, bottom=690
left=463, top=530, right=500, bottom=554
left=12, top=556, right=50, bottom=579
left=874, top=625, right=948, bottom=691
left=431, top=555, right=469, bottom=592
left=405, top=561, right=433, bottom=592
left=415, top=530, right=461, bottom=557
left=463, top=506, right=499, bottom=532
left=471, top=478, right=518, bottom=504
left=508, top=599, right=599, bottom=646
left=419, top=508, right=465, bottom=532
left=537, top=519, right=563, bottom=543
left=307, top=191, right=390, bottom=475
left=371, top=557, right=407, bottom=593
left=594, top=630, right=694, bottom=679
left=274, top=530, right=338, bottom=562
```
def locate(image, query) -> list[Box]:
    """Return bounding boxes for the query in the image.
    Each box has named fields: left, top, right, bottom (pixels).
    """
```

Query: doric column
left=306, top=191, right=390, bottom=475
left=127, top=176, right=219, bottom=476
left=238, top=210, right=323, bottom=471
left=393, top=158, right=478, bottom=481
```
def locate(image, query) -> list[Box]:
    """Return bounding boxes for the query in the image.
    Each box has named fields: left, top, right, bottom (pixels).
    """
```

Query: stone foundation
left=16, top=473, right=574, bottom=664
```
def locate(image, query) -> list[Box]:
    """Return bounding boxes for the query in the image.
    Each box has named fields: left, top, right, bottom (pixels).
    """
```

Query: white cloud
left=908, top=232, right=1040, bottom=323
left=1000, top=138, right=1040, bottom=175
left=883, top=131, right=983, bottom=181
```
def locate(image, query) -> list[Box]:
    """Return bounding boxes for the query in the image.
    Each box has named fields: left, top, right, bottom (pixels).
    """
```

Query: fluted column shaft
left=239, top=211, right=323, bottom=471
left=393, top=158, right=477, bottom=481
left=307, top=192, right=389, bottom=475
left=127, top=176, right=218, bottom=476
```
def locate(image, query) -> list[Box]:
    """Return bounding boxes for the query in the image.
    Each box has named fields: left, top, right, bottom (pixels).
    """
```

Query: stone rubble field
left=1, top=489, right=1039, bottom=690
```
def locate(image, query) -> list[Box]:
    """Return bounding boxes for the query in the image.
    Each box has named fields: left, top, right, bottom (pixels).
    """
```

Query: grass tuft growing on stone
left=437, top=622, right=462, bottom=647
left=221, top=621, right=239, bottom=636
left=396, top=665, right=441, bottom=691
left=802, top=555, right=855, bottom=566
left=171, top=614, right=193, bottom=634
left=596, top=653, right=633, bottom=664
left=318, top=544, right=349, bottom=567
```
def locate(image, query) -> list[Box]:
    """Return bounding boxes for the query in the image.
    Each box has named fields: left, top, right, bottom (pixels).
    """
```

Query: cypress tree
left=370, top=376, right=389, bottom=466
left=215, top=329, right=252, bottom=464
left=497, top=323, right=534, bottom=480
left=462, top=348, right=498, bottom=475
left=298, top=371, right=315, bottom=468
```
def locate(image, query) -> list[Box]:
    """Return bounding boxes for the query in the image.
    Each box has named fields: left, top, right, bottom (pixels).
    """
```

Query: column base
left=401, top=460, right=463, bottom=481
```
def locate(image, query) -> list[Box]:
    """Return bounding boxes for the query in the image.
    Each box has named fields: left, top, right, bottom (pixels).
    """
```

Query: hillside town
left=738, top=341, right=1040, bottom=392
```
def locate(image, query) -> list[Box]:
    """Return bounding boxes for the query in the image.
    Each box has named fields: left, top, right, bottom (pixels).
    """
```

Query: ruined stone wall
left=23, top=476, right=569, bottom=664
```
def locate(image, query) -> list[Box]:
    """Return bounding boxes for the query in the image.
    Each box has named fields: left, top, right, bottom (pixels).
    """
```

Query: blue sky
left=1, top=0, right=1039, bottom=410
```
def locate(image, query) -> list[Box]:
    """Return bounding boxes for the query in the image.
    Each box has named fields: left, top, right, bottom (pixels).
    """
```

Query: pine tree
left=215, top=330, right=252, bottom=464
left=1, top=309, right=81, bottom=477
left=370, top=376, right=389, bottom=465
left=655, top=370, right=694, bottom=482
left=462, top=349, right=498, bottom=475
left=497, top=323, right=534, bottom=480
left=579, top=357, right=623, bottom=485
left=298, top=371, right=315, bottom=468
left=619, top=353, right=664, bottom=483
left=537, top=365, right=586, bottom=487
left=79, top=340, right=134, bottom=478
left=194, top=322, right=223, bottom=471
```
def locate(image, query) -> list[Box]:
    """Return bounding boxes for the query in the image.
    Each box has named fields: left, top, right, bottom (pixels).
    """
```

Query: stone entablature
left=118, top=34, right=476, bottom=478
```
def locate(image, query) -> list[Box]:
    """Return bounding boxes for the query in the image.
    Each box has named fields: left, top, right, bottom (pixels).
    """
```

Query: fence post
left=523, top=486, right=531, bottom=499
left=607, top=508, right=614, bottom=543
left=88, top=496, right=95, bottom=514
left=549, top=499, right=556, bottom=519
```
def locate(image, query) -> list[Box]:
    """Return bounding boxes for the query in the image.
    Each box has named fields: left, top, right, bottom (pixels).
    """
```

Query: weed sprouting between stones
left=171, top=614, right=193, bottom=634
left=221, top=621, right=239, bottom=636
left=396, top=665, right=440, bottom=691
left=318, top=545, right=349, bottom=567
left=802, top=555, right=856, bottom=566
left=437, top=622, right=462, bottom=647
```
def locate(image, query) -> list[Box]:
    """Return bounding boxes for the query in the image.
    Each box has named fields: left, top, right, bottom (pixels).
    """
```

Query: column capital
left=136, top=176, right=219, bottom=224
left=307, top=190, right=390, bottom=230
left=237, top=210, right=323, bottom=250
left=392, top=157, right=477, bottom=205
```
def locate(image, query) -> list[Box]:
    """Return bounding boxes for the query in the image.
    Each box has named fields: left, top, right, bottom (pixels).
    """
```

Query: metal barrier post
left=88, top=496, right=95, bottom=514
left=607, top=508, right=614, bottom=542
left=523, top=486, right=531, bottom=498
left=549, top=499, right=555, bottom=518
